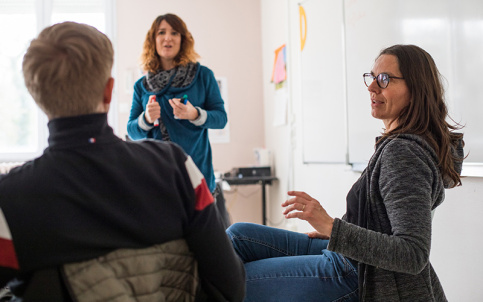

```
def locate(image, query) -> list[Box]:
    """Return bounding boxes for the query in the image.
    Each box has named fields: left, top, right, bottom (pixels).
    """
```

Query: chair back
left=63, top=239, right=198, bottom=302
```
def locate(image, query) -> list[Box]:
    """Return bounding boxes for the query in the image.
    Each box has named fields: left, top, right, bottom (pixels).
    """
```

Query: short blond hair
left=22, top=21, right=114, bottom=119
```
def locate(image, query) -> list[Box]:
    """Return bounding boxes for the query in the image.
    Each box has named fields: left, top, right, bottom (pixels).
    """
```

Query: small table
left=221, top=176, right=277, bottom=225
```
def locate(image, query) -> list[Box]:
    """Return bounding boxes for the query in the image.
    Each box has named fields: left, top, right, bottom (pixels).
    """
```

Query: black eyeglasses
left=363, top=73, right=404, bottom=89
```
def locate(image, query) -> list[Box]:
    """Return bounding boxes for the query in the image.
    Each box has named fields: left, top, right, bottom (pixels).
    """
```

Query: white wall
left=261, top=0, right=483, bottom=300
left=260, top=0, right=363, bottom=232
left=431, top=177, right=482, bottom=301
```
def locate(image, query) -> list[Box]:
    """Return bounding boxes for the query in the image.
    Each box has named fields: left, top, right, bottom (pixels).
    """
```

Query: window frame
left=0, top=0, right=117, bottom=163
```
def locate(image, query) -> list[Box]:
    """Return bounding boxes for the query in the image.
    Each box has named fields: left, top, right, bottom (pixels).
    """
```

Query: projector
left=234, top=166, right=271, bottom=178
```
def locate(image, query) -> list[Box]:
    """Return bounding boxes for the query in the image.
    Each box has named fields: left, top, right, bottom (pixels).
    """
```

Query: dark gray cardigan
left=328, top=134, right=463, bottom=301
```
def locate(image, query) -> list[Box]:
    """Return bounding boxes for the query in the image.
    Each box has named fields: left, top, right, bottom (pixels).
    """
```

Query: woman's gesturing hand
left=169, top=98, right=199, bottom=120
left=145, top=96, right=161, bottom=124
left=282, top=191, right=334, bottom=239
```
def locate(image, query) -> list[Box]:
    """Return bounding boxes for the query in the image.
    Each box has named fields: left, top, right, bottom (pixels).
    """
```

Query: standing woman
left=127, top=14, right=230, bottom=225
left=227, top=44, right=464, bottom=301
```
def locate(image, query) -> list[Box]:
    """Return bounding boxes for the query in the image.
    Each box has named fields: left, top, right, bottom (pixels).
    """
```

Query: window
left=0, top=0, right=115, bottom=162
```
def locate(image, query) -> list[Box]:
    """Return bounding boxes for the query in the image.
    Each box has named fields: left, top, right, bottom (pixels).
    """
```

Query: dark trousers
left=213, top=182, right=231, bottom=229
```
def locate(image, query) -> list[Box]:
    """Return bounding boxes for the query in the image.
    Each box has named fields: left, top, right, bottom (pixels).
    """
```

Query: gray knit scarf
left=144, top=62, right=198, bottom=92
left=143, top=62, right=198, bottom=141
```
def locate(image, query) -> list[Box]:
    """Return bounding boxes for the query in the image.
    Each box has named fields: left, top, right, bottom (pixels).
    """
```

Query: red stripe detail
left=0, top=237, right=19, bottom=269
left=195, top=178, right=214, bottom=211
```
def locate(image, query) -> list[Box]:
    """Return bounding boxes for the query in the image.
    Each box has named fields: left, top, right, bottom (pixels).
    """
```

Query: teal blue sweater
left=127, top=64, right=227, bottom=192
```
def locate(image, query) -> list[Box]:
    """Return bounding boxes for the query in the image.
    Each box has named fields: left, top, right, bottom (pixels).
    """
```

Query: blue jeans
left=226, top=223, right=358, bottom=302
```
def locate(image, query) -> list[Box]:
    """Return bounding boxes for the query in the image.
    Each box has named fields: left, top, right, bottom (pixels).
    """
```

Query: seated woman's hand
left=305, top=231, right=329, bottom=239
left=282, top=191, right=334, bottom=238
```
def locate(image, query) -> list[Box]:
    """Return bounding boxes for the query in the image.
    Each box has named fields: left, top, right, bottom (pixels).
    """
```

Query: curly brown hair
left=140, top=13, right=200, bottom=73
left=378, top=44, right=464, bottom=187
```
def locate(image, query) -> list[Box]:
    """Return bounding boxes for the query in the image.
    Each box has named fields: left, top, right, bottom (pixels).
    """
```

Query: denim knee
left=226, top=222, right=252, bottom=239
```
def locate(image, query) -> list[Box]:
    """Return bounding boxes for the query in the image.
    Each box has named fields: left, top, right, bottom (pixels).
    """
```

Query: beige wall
left=115, top=0, right=265, bottom=224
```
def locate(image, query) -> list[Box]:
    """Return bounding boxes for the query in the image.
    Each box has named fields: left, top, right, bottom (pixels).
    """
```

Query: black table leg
left=261, top=181, right=267, bottom=225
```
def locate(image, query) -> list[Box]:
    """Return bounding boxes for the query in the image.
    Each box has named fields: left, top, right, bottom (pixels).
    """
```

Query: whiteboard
left=344, top=0, right=483, bottom=164
left=300, top=0, right=346, bottom=163
left=300, top=0, right=483, bottom=166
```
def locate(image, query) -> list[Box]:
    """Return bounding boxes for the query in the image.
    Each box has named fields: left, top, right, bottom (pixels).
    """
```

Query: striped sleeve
left=184, top=156, right=214, bottom=211
left=0, top=208, right=19, bottom=269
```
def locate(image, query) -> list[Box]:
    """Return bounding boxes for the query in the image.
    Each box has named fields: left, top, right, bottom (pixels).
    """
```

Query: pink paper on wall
left=271, top=44, right=286, bottom=84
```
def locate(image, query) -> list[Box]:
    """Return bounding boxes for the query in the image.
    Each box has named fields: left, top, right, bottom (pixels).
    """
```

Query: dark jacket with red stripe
left=0, top=113, right=244, bottom=301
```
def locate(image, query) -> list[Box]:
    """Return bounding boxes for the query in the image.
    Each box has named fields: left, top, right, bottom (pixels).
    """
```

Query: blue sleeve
left=127, top=78, right=151, bottom=140
left=198, top=67, right=227, bottom=130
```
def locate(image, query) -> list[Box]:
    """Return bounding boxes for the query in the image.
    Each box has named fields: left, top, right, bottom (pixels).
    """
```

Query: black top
left=345, top=175, right=361, bottom=225
left=345, top=171, right=367, bottom=228
left=0, top=113, right=245, bottom=301
left=344, top=170, right=367, bottom=267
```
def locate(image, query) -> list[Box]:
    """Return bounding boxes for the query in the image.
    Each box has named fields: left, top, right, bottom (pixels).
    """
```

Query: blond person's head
left=22, top=21, right=114, bottom=119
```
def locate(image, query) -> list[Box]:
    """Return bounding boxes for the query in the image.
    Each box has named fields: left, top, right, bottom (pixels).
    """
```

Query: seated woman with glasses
left=226, top=44, right=464, bottom=302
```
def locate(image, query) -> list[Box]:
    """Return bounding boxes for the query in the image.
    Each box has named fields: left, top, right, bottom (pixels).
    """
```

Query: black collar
left=47, top=113, right=120, bottom=149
